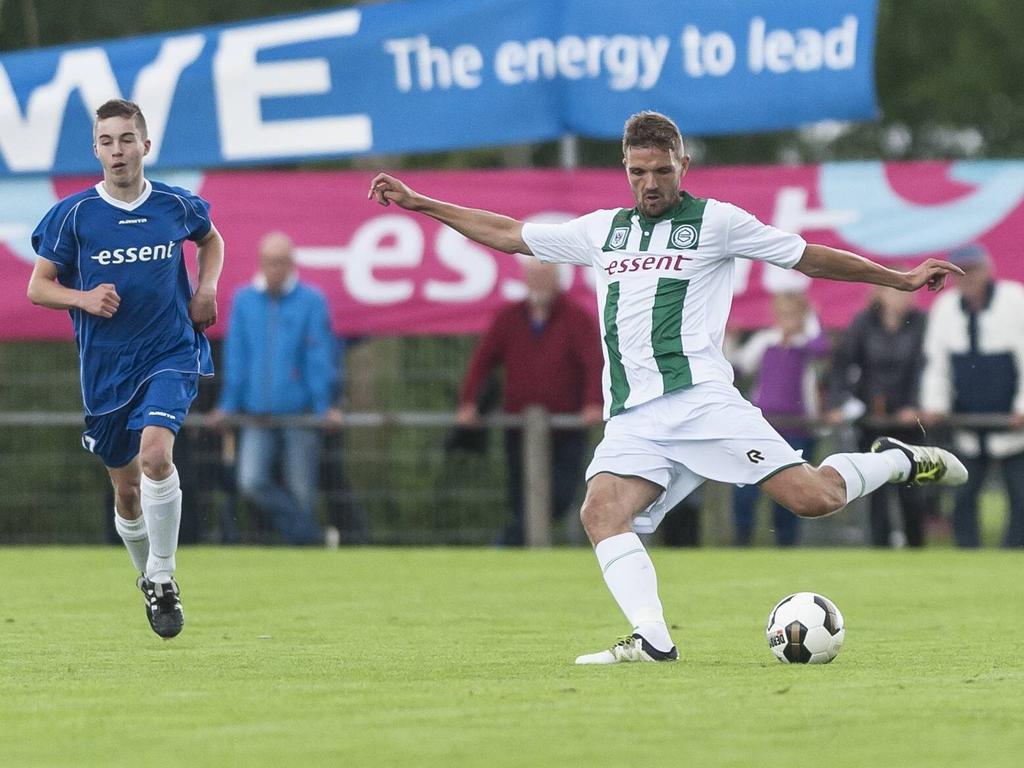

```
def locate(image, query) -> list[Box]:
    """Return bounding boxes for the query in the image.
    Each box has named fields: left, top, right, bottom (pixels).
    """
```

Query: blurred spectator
left=827, top=285, right=932, bottom=547
left=458, top=257, right=604, bottom=546
left=210, top=232, right=343, bottom=545
left=729, top=292, right=829, bottom=546
left=920, top=243, right=1024, bottom=547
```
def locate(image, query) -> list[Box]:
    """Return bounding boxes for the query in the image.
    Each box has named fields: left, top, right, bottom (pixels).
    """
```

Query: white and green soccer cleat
left=575, top=633, right=678, bottom=665
left=871, top=436, right=968, bottom=486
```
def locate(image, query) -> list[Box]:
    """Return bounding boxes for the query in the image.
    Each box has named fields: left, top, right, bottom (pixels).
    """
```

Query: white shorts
left=586, top=381, right=806, bottom=534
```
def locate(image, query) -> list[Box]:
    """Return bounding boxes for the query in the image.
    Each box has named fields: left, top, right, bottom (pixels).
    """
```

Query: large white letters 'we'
left=0, top=35, right=205, bottom=173
left=213, top=9, right=372, bottom=160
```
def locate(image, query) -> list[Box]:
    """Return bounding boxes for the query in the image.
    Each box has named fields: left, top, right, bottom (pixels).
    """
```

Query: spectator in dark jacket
left=458, top=257, right=604, bottom=546
left=920, top=243, right=1024, bottom=547
left=827, top=285, right=931, bottom=547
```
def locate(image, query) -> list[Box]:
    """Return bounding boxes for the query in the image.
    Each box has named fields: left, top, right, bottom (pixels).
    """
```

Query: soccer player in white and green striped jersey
left=369, top=111, right=969, bottom=665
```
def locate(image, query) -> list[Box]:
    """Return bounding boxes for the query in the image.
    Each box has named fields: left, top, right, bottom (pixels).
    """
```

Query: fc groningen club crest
left=670, top=223, right=698, bottom=249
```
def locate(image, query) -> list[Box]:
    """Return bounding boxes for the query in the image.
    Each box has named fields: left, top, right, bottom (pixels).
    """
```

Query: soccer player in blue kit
left=27, top=99, right=224, bottom=639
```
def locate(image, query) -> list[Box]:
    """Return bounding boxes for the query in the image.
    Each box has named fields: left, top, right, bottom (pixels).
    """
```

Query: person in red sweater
left=458, top=257, right=604, bottom=545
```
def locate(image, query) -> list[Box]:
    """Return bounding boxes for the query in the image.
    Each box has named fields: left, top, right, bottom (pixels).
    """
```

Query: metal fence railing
left=0, top=411, right=1017, bottom=545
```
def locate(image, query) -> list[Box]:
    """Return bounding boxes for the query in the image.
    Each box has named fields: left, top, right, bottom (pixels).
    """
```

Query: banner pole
left=559, top=134, right=578, bottom=170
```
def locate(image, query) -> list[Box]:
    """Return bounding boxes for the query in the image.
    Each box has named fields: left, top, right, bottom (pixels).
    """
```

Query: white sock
left=141, top=467, right=181, bottom=584
left=820, top=450, right=911, bottom=505
left=878, top=449, right=913, bottom=482
left=594, top=532, right=674, bottom=652
left=114, top=509, right=149, bottom=573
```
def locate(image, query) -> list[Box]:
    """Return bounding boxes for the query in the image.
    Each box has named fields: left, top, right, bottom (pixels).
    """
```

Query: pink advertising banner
left=3, top=161, right=1024, bottom=340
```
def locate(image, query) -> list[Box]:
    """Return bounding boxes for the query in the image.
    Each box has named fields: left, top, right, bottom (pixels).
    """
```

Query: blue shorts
left=82, top=372, right=199, bottom=468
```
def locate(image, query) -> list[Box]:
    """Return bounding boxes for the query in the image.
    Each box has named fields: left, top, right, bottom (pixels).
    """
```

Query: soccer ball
left=766, top=592, right=845, bottom=664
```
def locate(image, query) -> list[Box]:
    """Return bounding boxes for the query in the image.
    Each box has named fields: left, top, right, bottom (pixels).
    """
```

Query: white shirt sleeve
left=723, top=202, right=806, bottom=268
left=521, top=213, right=599, bottom=266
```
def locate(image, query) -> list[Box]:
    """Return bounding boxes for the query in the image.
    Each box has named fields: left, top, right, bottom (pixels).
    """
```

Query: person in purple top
left=729, top=292, right=830, bottom=545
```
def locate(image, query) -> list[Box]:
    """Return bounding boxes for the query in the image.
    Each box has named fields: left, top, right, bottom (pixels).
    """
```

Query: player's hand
left=79, top=283, right=120, bottom=318
left=367, top=173, right=420, bottom=210
left=902, top=259, right=964, bottom=292
left=189, top=286, right=218, bottom=332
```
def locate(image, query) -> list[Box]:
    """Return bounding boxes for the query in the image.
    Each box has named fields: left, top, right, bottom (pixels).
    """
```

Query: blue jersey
left=31, top=179, right=214, bottom=415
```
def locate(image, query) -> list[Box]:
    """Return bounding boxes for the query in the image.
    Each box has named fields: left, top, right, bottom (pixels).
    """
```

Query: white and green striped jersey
left=521, top=193, right=806, bottom=418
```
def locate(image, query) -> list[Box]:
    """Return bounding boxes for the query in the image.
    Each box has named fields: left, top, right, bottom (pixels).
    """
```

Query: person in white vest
left=369, top=111, right=969, bottom=665
left=920, top=243, right=1024, bottom=547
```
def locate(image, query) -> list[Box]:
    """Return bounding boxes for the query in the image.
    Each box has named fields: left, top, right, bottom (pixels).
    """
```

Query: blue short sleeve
left=31, top=200, right=79, bottom=272
left=168, top=186, right=212, bottom=242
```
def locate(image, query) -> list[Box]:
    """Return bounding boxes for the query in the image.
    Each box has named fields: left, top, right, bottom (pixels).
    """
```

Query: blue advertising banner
left=0, top=0, right=878, bottom=176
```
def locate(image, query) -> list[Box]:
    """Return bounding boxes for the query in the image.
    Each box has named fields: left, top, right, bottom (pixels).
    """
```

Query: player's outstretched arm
left=189, top=225, right=224, bottom=332
left=794, top=244, right=964, bottom=292
left=368, top=172, right=532, bottom=255
left=27, top=257, right=120, bottom=317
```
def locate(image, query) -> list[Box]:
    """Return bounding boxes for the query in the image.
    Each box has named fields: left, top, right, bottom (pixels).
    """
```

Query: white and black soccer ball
left=766, top=592, right=845, bottom=664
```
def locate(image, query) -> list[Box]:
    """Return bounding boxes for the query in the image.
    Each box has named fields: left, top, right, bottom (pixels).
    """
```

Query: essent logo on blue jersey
left=90, top=240, right=176, bottom=266
left=31, top=179, right=215, bottom=416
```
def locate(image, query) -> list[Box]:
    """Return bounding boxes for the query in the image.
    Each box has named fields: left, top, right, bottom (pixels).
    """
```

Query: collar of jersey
left=633, top=191, right=694, bottom=228
left=94, top=178, right=152, bottom=211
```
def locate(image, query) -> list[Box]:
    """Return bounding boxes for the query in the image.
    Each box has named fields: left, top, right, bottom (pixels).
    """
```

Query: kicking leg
left=576, top=473, right=678, bottom=664
left=762, top=437, right=967, bottom=519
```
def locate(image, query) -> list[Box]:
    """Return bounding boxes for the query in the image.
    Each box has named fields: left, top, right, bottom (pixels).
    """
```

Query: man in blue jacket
left=211, top=231, right=341, bottom=545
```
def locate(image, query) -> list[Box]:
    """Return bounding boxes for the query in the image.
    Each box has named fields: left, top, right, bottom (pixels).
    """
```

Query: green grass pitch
left=1, top=546, right=1022, bottom=767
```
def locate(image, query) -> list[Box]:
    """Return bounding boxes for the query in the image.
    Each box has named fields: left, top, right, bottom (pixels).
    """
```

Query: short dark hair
left=622, top=111, right=684, bottom=159
left=94, top=99, right=148, bottom=139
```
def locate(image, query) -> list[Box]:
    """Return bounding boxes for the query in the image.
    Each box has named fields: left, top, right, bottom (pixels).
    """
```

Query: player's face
left=94, top=116, right=150, bottom=188
left=624, top=146, right=689, bottom=218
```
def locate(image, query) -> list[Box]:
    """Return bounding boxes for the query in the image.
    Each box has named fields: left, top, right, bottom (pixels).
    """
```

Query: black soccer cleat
left=138, top=575, right=185, bottom=639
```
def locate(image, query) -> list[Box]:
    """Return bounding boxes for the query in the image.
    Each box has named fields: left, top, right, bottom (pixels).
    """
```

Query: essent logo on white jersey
left=90, top=240, right=176, bottom=266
